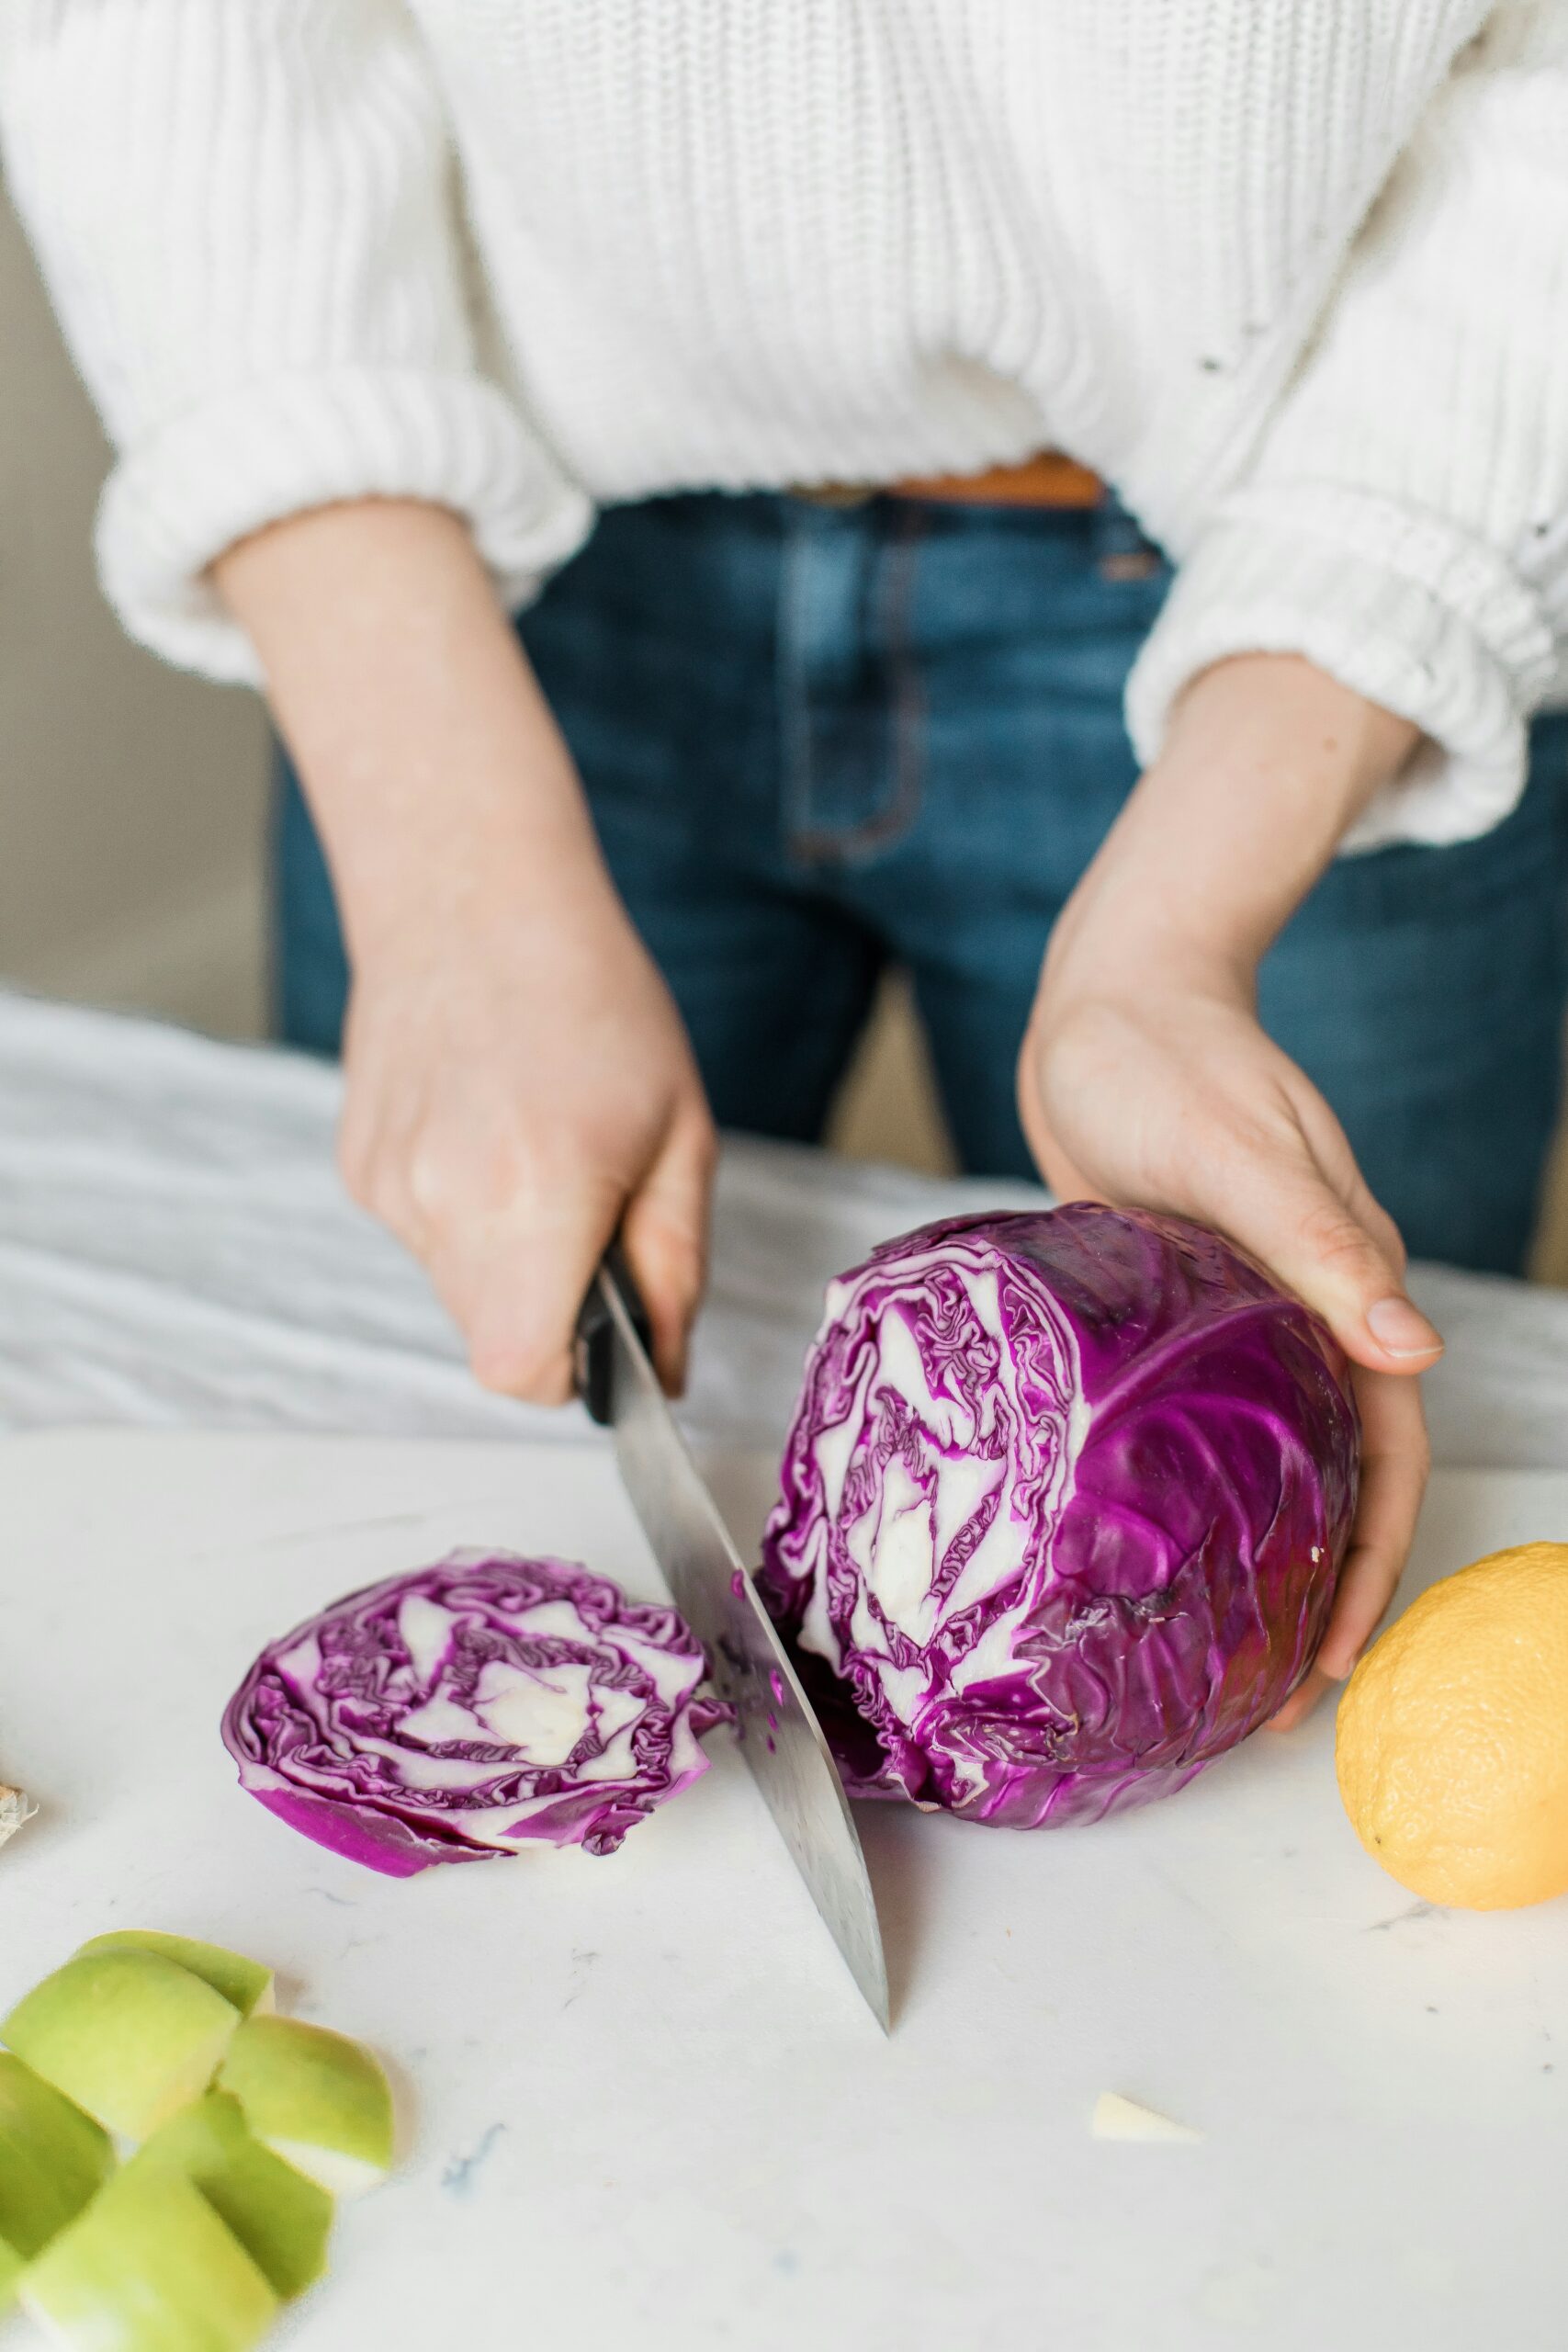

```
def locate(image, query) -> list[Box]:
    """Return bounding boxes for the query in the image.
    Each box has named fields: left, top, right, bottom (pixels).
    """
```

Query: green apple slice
left=74, top=1933, right=275, bottom=2020
left=218, top=2017, right=393, bottom=2198
left=21, top=2164, right=277, bottom=2352
left=2, top=1951, right=239, bottom=2140
left=134, top=2092, right=331, bottom=2301
left=0, top=2053, right=114, bottom=2310
left=0, top=2053, right=116, bottom=2256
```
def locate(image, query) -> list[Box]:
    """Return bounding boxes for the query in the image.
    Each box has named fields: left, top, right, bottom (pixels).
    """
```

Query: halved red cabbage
left=759, top=1206, right=1359, bottom=1827
left=222, top=1552, right=729, bottom=1873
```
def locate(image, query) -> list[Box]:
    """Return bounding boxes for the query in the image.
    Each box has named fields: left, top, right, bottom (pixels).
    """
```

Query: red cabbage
left=758, top=1205, right=1359, bottom=1827
left=222, top=1552, right=729, bottom=1872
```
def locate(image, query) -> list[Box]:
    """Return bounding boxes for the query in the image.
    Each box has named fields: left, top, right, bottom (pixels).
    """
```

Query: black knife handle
left=573, top=1239, right=654, bottom=1426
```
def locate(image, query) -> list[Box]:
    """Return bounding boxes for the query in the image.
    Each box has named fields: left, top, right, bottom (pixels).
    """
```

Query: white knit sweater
left=4, top=2, right=1568, bottom=849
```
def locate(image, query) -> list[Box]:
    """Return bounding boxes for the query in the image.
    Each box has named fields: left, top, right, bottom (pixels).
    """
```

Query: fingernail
left=1366, top=1295, right=1443, bottom=1359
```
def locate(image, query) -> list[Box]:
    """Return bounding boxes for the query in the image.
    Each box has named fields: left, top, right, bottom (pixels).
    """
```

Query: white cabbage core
left=279, top=1563, right=713, bottom=1849
left=792, top=1237, right=1086, bottom=1799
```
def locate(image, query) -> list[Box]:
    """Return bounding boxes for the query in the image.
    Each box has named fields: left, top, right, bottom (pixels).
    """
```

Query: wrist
left=1042, top=894, right=1255, bottom=1017
left=343, top=806, right=614, bottom=980
left=1044, top=654, right=1418, bottom=999
left=1165, top=655, right=1419, bottom=811
left=216, top=499, right=616, bottom=977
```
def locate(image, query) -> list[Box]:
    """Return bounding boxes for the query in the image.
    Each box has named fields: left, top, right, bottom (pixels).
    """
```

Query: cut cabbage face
left=761, top=1206, right=1359, bottom=1828
left=217, top=2018, right=393, bottom=2199
left=1, top=1951, right=240, bottom=2142
left=222, top=1551, right=730, bottom=1871
left=0, top=2053, right=115, bottom=2308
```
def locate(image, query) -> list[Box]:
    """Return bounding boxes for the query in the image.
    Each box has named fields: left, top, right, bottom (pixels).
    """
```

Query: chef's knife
left=575, top=1248, right=890, bottom=2031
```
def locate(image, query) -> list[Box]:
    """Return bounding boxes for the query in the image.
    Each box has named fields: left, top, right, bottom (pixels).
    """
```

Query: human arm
left=0, top=0, right=591, bottom=674
left=1021, top=653, right=1436, bottom=1716
left=0, top=6, right=682, bottom=1396
left=1126, top=1, right=1568, bottom=847
left=213, top=497, right=715, bottom=1398
left=1057, top=4, right=1568, bottom=1700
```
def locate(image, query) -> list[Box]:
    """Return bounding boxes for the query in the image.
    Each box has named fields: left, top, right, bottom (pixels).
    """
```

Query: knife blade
left=575, top=1250, right=890, bottom=2031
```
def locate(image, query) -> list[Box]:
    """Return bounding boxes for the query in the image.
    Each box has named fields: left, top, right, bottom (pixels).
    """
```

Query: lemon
left=1336, top=1541, right=1568, bottom=1910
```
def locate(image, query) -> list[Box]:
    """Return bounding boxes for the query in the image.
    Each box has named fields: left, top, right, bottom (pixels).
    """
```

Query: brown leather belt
left=798, top=450, right=1103, bottom=510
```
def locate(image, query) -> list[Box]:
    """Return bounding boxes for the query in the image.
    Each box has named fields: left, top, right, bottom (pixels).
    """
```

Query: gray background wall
left=1, top=177, right=269, bottom=1035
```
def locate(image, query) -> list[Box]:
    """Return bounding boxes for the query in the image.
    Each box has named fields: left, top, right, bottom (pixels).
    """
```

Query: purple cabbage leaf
left=222, top=1551, right=730, bottom=1872
left=758, top=1205, right=1359, bottom=1828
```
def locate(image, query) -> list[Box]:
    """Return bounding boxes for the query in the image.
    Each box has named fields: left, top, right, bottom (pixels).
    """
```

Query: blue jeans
left=275, top=492, right=1568, bottom=1274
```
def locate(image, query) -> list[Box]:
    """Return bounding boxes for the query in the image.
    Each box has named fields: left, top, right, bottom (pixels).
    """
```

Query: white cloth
left=2, top=991, right=1567, bottom=1474
left=4, top=3, right=1568, bottom=848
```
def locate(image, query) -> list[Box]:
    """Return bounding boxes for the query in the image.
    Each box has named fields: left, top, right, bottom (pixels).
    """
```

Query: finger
left=435, top=1182, right=624, bottom=1406
left=1267, top=1365, right=1428, bottom=1727
left=619, top=1102, right=717, bottom=1395
left=1014, top=1066, right=1098, bottom=1207
left=1266, top=1665, right=1334, bottom=1735
left=1033, top=1144, right=1100, bottom=1208
left=1219, top=1155, right=1442, bottom=1376
left=1292, top=1106, right=1409, bottom=1284
left=335, top=1087, right=429, bottom=1253
left=1314, top=1364, right=1430, bottom=1679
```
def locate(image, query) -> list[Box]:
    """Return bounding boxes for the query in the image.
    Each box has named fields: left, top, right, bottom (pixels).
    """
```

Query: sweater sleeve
left=1125, top=1, right=1568, bottom=851
left=0, top=0, right=592, bottom=684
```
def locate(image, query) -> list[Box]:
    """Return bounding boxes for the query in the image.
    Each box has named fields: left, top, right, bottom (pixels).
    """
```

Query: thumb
left=1221, top=1160, right=1441, bottom=1374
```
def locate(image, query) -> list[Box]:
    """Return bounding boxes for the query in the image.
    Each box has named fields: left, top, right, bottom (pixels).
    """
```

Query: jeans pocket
left=778, top=501, right=927, bottom=867
left=1091, top=496, right=1171, bottom=590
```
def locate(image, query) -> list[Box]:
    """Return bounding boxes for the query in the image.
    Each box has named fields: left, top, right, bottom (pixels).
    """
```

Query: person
left=4, top=4, right=1567, bottom=1723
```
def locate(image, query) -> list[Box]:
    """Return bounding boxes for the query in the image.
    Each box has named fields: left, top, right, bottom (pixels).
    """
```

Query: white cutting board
left=2, top=1431, right=1565, bottom=2352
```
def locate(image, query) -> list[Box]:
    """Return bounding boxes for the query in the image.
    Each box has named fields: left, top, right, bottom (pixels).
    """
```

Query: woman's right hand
left=341, top=871, right=716, bottom=1404
left=212, top=497, right=716, bottom=1404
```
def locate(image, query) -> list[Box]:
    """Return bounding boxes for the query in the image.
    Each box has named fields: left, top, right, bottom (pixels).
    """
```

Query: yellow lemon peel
left=1337, top=1542, right=1568, bottom=1911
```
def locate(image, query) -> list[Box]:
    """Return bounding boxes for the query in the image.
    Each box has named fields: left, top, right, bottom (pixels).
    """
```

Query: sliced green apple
left=20, top=2164, right=277, bottom=2352
left=0, top=2052, right=115, bottom=2307
left=2, top=1950, right=239, bottom=2140
left=133, top=2092, right=332, bottom=2301
left=218, top=2017, right=393, bottom=2198
left=74, top=1933, right=275, bottom=2020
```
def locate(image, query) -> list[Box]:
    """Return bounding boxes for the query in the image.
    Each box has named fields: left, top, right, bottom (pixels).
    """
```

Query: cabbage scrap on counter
left=0, top=1786, right=35, bottom=1850
left=224, top=1552, right=731, bottom=1873
left=759, top=1204, right=1359, bottom=1826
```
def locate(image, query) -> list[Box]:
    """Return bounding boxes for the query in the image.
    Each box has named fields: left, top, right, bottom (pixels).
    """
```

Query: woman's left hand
left=1021, top=945, right=1435, bottom=1724
left=1018, top=653, right=1437, bottom=1721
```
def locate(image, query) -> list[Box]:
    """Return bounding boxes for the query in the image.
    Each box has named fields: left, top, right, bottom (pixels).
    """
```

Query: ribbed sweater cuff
left=1126, top=489, right=1559, bottom=852
left=96, top=368, right=595, bottom=684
